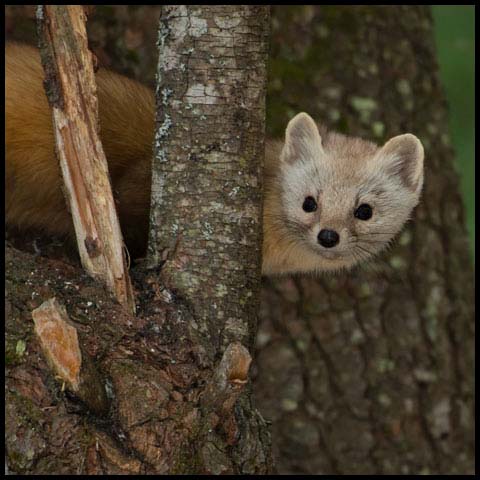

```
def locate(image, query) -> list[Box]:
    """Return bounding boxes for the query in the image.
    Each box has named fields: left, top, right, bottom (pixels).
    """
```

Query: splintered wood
left=37, top=5, right=135, bottom=314
left=32, top=297, right=82, bottom=391
left=201, top=342, right=252, bottom=416
left=32, top=297, right=110, bottom=416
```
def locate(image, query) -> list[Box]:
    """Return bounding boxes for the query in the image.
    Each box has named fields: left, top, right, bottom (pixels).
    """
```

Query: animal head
left=277, top=112, right=424, bottom=272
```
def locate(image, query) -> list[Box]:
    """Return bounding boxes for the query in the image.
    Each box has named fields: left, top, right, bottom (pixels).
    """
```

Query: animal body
left=6, top=43, right=424, bottom=274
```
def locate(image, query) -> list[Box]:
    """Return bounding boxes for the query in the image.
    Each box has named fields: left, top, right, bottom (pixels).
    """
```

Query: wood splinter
left=32, top=297, right=110, bottom=415
left=32, top=297, right=82, bottom=391
left=36, top=5, right=135, bottom=314
left=201, top=342, right=252, bottom=415
left=222, top=342, right=252, bottom=385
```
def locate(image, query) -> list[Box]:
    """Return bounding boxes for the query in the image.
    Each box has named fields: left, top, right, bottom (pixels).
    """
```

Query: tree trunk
left=253, top=5, right=474, bottom=475
left=148, top=5, right=268, bottom=352
left=5, top=5, right=272, bottom=475
left=5, top=5, right=474, bottom=476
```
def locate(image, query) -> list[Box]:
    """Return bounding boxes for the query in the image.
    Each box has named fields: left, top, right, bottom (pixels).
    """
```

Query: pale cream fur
left=6, top=44, right=424, bottom=275
left=262, top=113, right=424, bottom=274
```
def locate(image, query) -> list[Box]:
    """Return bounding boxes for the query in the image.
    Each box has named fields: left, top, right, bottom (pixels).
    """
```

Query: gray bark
left=148, top=6, right=270, bottom=355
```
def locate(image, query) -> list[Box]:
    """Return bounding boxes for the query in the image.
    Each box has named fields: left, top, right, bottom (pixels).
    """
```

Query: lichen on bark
left=6, top=5, right=472, bottom=475
left=146, top=5, right=273, bottom=473
left=148, top=6, right=270, bottom=357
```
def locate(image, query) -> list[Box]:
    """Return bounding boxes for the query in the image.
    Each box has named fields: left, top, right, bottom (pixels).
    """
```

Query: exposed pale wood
left=32, top=297, right=82, bottom=391
left=201, top=342, right=252, bottom=415
left=32, top=297, right=110, bottom=416
left=37, top=5, right=135, bottom=314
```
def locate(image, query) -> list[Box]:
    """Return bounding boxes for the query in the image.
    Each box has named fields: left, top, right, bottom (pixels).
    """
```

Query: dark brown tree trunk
left=253, top=5, right=474, bottom=475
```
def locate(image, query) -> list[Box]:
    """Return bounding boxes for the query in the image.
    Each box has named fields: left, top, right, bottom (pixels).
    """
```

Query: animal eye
left=302, top=196, right=317, bottom=212
left=354, top=204, right=373, bottom=220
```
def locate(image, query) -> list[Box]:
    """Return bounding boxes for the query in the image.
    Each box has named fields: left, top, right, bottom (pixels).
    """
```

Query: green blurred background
left=432, top=5, right=475, bottom=261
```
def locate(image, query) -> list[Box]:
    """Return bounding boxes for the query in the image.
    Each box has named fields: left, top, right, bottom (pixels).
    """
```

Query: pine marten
left=6, top=43, right=424, bottom=274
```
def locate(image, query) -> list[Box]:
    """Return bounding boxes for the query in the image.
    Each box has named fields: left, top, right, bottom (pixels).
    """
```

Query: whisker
left=355, top=245, right=375, bottom=257
left=360, top=232, right=397, bottom=236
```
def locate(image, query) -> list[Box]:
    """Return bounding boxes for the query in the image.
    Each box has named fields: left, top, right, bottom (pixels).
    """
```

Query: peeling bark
left=32, top=297, right=109, bottom=416
left=32, top=298, right=82, bottom=391
left=5, top=244, right=272, bottom=474
left=5, top=4, right=472, bottom=476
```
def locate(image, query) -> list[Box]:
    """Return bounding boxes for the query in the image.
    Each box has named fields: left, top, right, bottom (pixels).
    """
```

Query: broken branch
left=36, top=5, right=135, bottom=314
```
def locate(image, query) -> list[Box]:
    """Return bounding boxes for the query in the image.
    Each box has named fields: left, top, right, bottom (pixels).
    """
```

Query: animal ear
left=281, top=112, right=324, bottom=164
left=375, top=133, right=424, bottom=193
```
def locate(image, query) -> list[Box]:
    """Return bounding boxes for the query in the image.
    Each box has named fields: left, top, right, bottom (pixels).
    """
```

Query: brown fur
left=6, top=43, right=154, bottom=257
left=6, top=43, right=424, bottom=274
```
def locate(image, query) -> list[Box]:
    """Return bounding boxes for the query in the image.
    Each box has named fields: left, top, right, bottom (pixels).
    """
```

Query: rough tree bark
left=5, top=5, right=272, bottom=475
left=146, top=5, right=272, bottom=469
left=148, top=5, right=268, bottom=352
left=5, top=4, right=474, bottom=476
left=253, top=5, right=474, bottom=475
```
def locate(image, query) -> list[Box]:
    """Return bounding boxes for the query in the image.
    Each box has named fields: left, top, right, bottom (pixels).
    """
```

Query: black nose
left=318, top=229, right=339, bottom=248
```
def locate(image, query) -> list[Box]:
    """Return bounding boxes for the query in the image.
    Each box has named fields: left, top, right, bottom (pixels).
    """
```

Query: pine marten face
left=278, top=113, right=424, bottom=272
